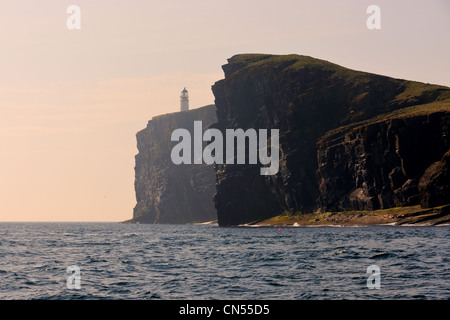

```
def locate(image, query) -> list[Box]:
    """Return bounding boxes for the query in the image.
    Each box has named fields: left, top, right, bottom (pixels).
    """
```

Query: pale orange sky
left=1, top=0, right=449, bottom=221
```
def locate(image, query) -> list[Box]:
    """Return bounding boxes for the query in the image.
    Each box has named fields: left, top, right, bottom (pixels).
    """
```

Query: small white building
left=180, top=87, right=189, bottom=111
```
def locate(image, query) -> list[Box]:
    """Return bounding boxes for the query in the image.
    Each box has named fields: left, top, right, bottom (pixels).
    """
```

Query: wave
left=192, top=220, right=218, bottom=226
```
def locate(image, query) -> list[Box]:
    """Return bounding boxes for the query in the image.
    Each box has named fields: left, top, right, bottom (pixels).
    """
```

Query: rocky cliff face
left=128, top=105, right=217, bottom=224
left=316, top=111, right=450, bottom=212
left=211, top=54, right=450, bottom=226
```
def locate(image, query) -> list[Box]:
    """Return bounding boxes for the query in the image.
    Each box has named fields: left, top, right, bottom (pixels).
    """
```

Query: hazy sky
left=1, top=0, right=449, bottom=222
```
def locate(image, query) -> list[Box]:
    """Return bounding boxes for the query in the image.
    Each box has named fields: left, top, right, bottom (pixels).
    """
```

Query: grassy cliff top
left=223, top=53, right=341, bottom=77
left=224, top=54, right=450, bottom=143
left=225, top=54, right=449, bottom=91
left=318, top=99, right=450, bottom=146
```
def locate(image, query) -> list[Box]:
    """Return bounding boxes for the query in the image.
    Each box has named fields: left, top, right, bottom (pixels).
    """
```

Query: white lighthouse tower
left=180, top=87, right=189, bottom=111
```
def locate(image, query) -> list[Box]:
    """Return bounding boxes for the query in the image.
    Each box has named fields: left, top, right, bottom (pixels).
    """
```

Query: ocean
left=0, top=223, right=449, bottom=300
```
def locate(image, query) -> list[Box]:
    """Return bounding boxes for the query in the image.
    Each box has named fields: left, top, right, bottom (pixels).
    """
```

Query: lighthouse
left=180, top=87, right=189, bottom=111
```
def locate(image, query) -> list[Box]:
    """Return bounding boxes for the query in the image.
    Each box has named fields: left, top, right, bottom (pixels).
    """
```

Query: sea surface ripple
left=0, top=223, right=449, bottom=300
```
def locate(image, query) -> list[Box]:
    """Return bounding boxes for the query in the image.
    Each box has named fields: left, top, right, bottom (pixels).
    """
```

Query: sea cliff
left=126, top=105, right=217, bottom=224
left=127, top=54, right=450, bottom=226
left=211, top=54, right=450, bottom=226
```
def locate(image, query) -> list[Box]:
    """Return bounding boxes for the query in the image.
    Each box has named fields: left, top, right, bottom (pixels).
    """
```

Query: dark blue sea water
left=0, top=223, right=449, bottom=300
